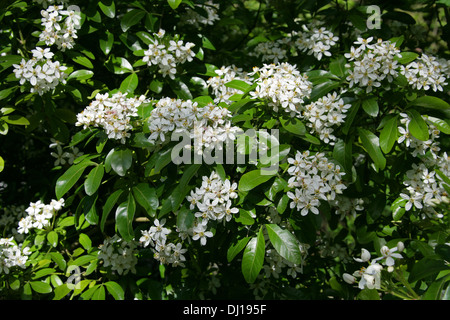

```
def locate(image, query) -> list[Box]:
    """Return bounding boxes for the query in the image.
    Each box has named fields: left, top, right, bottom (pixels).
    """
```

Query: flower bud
left=397, top=241, right=405, bottom=252
left=343, top=273, right=356, bottom=284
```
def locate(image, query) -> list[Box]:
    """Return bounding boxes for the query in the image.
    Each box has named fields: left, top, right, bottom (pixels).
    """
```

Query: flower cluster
left=251, top=22, right=339, bottom=62
left=75, top=92, right=148, bottom=144
left=39, top=4, right=81, bottom=51
left=17, top=198, right=64, bottom=235
left=329, top=195, right=364, bottom=220
left=98, top=234, right=138, bottom=275
left=286, top=151, right=347, bottom=216
left=147, top=98, right=240, bottom=155
left=207, top=65, right=252, bottom=103
left=139, top=218, right=187, bottom=267
left=13, top=47, right=68, bottom=95
left=343, top=243, right=404, bottom=290
left=397, top=112, right=441, bottom=159
left=400, top=153, right=449, bottom=219
left=49, top=138, right=83, bottom=166
left=249, top=63, right=312, bottom=116
left=0, top=238, right=31, bottom=274
left=180, top=1, right=220, bottom=27
left=292, top=22, right=339, bottom=60
left=301, top=91, right=351, bottom=145
left=186, top=171, right=239, bottom=229
left=142, top=29, right=196, bottom=79
left=401, top=53, right=449, bottom=92
left=345, top=37, right=402, bottom=93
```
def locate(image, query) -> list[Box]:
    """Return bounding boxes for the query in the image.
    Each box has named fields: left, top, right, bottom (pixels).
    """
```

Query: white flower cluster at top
left=251, top=22, right=339, bottom=62
left=140, top=218, right=187, bottom=267
left=292, top=22, right=339, bottom=61
left=345, top=37, right=402, bottom=93
left=13, top=47, right=68, bottom=95
left=76, top=92, right=149, bottom=144
left=401, top=53, right=449, bottom=92
left=207, top=65, right=252, bottom=104
left=180, top=1, right=220, bottom=27
left=17, top=198, right=65, bottom=235
left=249, top=62, right=313, bottom=116
left=301, top=91, right=352, bottom=145
left=397, top=112, right=441, bottom=159
left=142, top=29, right=196, bottom=79
left=400, top=154, right=449, bottom=219
left=98, top=234, right=138, bottom=275
left=343, top=243, right=404, bottom=290
left=286, top=151, right=347, bottom=216
left=39, top=4, right=82, bottom=51
left=0, top=237, right=31, bottom=275
left=147, top=98, right=241, bottom=155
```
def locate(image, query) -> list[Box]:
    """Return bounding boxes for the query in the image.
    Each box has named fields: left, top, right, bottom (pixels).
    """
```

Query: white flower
left=192, top=223, right=213, bottom=246
left=354, top=248, right=371, bottom=263
left=378, top=245, right=403, bottom=267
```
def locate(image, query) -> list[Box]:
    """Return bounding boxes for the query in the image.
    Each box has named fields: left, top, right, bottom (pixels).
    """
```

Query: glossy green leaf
left=79, top=233, right=92, bottom=251
left=100, top=189, right=123, bottom=232
left=120, top=9, right=146, bottom=32
left=167, top=0, right=182, bottom=9
left=132, top=183, right=159, bottom=217
left=119, top=73, right=138, bottom=94
left=0, top=156, right=4, bottom=172
left=98, top=0, right=115, bottom=18
left=104, top=281, right=125, bottom=300
left=379, top=115, right=398, bottom=153
left=110, top=148, right=133, bottom=176
left=99, top=31, right=114, bottom=55
left=362, top=96, right=379, bottom=117
left=407, top=109, right=429, bottom=141
left=84, top=164, right=104, bottom=196
left=238, top=169, right=276, bottom=192
left=358, top=128, right=386, bottom=171
left=115, top=193, right=136, bottom=241
left=47, top=231, right=58, bottom=247
left=427, top=116, right=450, bottom=135
left=227, top=237, right=251, bottom=262
left=329, top=56, right=346, bottom=78
left=265, top=224, right=302, bottom=264
left=332, top=138, right=353, bottom=177
left=225, top=80, right=251, bottom=92
left=279, top=116, right=306, bottom=136
left=1, top=114, right=29, bottom=125
left=55, top=160, right=95, bottom=199
left=309, top=80, right=340, bottom=102
left=30, top=281, right=52, bottom=294
left=241, top=227, right=265, bottom=283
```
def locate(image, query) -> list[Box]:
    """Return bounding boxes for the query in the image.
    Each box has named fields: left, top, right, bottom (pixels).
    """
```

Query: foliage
left=0, top=0, right=449, bottom=300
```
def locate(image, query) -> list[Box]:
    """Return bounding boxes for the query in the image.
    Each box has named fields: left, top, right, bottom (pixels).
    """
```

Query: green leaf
left=55, top=159, right=95, bottom=199
left=167, top=0, right=182, bottom=9
left=279, top=116, right=306, bottom=136
left=98, top=0, right=115, bottom=18
left=91, top=285, right=106, bottom=300
left=407, top=109, right=429, bottom=141
left=427, top=116, right=450, bottom=134
left=357, top=288, right=381, bottom=300
left=408, top=95, right=450, bottom=112
left=115, top=193, right=136, bottom=241
left=104, top=281, right=125, bottom=300
left=395, top=52, right=419, bottom=64
left=265, top=224, right=302, bottom=264
left=30, top=281, right=52, bottom=294
left=227, top=237, right=251, bottom=262
left=120, top=9, right=146, bottom=32
left=329, top=56, right=346, bottom=78
left=50, top=252, right=67, bottom=271
left=358, top=128, right=386, bottom=171
left=79, top=233, right=92, bottom=251
left=225, top=80, right=251, bottom=92
left=241, top=227, right=265, bottom=283
left=110, top=148, right=133, bottom=176
left=67, top=70, right=94, bottom=81
left=1, top=114, right=29, bottom=125
left=362, top=96, right=379, bottom=117
left=119, top=73, right=138, bottom=94
left=47, top=231, right=58, bottom=247
left=84, top=164, right=104, bottom=196
left=100, top=189, right=123, bottom=232
left=72, top=56, right=94, bottom=69
left=132, top=183, right=159, bottom=217
left=409, top=258, right=448, bottom=283
left=0, top=156, right=4, bottom=172
left=379, top=115, right=398, bottom=153
left=238, top=169, right=276, bottom=192
left=332, top=138, right=353, bottom=177
left=99, top=31, right=114, bottom=55
left=149, top=79, right=164, bottom=94
left=309, top=81, right=340, bottom=102
left=176, top=206, right=195, bottom=231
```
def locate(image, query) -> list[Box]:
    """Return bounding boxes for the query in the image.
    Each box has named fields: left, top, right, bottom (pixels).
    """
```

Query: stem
left=394, top=268, right=420, bottom=300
